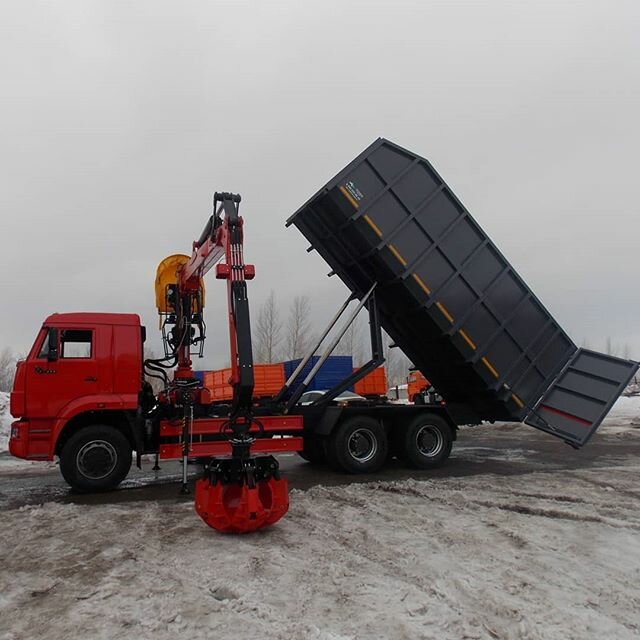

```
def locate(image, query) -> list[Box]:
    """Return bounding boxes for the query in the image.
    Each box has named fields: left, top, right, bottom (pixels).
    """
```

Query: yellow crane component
left=154, top=254, right=205, bottom=314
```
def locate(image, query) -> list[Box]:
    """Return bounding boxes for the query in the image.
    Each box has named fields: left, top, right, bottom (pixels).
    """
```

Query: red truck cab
left=10, top=313, right=143, bottom=488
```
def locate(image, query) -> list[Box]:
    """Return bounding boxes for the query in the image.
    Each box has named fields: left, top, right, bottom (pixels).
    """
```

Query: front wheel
left=60, top=425, right=132, bottom=492
left=326, top=416, right=388, bottom=474
left=399, top=414, right=453, bottom=469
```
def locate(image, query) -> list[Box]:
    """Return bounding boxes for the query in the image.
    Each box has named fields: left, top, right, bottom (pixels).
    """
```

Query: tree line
left=252, top=290, right=411, bottom=385
left=0, top=347, right=19, bottom=393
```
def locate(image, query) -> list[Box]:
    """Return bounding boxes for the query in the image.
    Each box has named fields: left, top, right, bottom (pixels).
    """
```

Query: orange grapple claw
left=195, top=475, right=289, bottom=533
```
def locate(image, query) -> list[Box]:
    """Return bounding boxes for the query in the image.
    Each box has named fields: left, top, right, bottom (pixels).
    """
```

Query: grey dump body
left=287, top=138, right=638, bottom=447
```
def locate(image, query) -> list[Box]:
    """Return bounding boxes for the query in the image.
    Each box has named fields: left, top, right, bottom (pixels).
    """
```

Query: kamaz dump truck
left=8, top=139, right=638, bottom=532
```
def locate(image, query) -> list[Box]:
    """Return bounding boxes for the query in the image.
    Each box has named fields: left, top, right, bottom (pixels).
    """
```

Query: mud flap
left=525, top=349, right=638, bottom=447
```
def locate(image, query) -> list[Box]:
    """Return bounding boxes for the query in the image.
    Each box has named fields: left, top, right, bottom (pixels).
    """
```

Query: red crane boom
left=149, top=192, right=288, bottom=533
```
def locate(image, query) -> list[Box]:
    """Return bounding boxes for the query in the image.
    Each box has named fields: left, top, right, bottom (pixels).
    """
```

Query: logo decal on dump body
left=339, top=180, right=364, bottom=209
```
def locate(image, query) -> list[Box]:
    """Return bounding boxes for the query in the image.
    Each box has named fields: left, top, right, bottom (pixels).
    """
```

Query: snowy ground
left=2, top=465, right=640, bottom=639
left=1, top=395, right=639, bottom=639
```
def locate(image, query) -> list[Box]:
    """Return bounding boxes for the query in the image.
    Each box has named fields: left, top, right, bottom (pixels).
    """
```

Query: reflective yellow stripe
left=436, top=301, right=454, bottom=323
left=339, top=185, right=359, bottom=209
left=459, top=328, right=477, bottom=350
left=511, top=393, right=524, bottom=409
left=388, top=244, right=407, bottom=266
left=363, top=214, right=383, bottom=237
left=412, top=273, right=431, bottom=294
left=481, top=357, right=499, bottom=379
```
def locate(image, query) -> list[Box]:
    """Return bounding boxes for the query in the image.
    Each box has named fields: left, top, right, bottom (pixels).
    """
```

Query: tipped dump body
left=288, top=138, right=638, bottom=446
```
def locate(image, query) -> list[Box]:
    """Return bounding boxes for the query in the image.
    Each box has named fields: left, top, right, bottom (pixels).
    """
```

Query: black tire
left=60, top=424, right=132, bottom=492
left=326, top=416, right=388, bottom=474
left=297, top=435, right=327, bottom=464
left=399, top=414, right=452, bottom=469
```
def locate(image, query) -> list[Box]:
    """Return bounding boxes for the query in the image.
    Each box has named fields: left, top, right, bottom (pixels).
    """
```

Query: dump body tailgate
left=525, top=349, right=638, bottom=446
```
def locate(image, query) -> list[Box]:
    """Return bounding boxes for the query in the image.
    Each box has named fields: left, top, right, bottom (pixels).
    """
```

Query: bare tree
left=382, top=332, right=409, bottom=386
left=285, top=295, right=312, bottom=360
left=253, top=290, right=282, bottom=363
left=0, top=347, right=16, bottom=393
left=335, top=315, right=364, bottom=365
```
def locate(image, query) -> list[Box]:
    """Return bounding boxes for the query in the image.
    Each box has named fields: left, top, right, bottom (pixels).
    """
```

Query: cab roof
left=44, top=312, right=141, bottom=326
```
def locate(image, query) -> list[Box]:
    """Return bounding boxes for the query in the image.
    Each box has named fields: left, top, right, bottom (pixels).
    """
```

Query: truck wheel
left=60, top=425, right=132, bottom=492
left=297, top=436, right=326, bottom=464
left=400, top=414, right=452, bottom=469
left=326, top=416, right=387, bottom=474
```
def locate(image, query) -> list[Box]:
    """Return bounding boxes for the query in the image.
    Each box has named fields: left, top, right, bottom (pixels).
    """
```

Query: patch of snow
left=606, top=394, right=640, bottom=421
left=1, top=469, right=639, bottom=639
left=600, top=395, right=640, bottom=434
left=623, top=379, right=640, bottom=397
left=0, top=454, right=57, bottom=474
left=453, top=446, right=539, bottom=462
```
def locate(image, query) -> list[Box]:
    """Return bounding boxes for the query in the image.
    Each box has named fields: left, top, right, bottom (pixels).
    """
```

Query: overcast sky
left=1, top=0, right=638, bottom=367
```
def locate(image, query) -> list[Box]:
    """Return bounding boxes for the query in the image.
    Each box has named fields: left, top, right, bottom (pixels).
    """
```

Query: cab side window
left=60, top=330, right=93, bottom=359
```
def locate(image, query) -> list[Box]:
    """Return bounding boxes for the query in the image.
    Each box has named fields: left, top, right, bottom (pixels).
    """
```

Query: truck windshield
left=36, top=330, right=51, bottom=359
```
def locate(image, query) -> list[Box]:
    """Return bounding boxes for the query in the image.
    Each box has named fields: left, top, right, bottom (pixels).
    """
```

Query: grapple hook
left=194, top=454, right=289, bottom=533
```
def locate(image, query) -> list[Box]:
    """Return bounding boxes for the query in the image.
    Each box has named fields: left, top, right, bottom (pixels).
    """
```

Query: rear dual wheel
left=399, top=414, right=452, bottom=469
left=326, top=416, right=388, bottom=474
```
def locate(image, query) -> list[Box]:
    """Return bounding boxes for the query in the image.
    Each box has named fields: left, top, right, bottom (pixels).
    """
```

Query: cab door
left=25, top=327, right=99, bottom=419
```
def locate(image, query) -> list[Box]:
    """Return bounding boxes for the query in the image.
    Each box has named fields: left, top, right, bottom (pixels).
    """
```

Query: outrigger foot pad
left=194, top=454, right=289, bottom=533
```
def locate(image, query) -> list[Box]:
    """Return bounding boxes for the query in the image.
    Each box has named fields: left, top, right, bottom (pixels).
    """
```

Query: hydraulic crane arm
left=181, top=192, right=256, bottom=418
left=152, top=192, right=255, bottom=418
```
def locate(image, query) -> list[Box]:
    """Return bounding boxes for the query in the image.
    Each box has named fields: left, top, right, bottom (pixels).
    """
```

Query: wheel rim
left=76, top=440, right=118, bottom=480
left=415, top=425, right=444, bottom=458
left=347, top=428, right=378, bottom=463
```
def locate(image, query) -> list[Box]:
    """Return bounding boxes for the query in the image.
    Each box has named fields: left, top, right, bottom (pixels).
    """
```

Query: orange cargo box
left=203, top=369, right=232, bottom=401
left=203, top=363, right=286, bottom=402
left=253, top=363, right=286, bottom=398
left=407, top=370, right=430, bottom=401
left=353, top=366, right=387, bottom=396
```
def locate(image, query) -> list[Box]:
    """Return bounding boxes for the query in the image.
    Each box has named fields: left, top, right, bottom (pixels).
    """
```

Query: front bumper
left=8, top=420, right=29, bottom=459
left=8, top=420, right=52, bottom=460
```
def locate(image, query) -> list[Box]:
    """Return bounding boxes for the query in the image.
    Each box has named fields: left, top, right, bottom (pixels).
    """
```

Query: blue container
left=284, top=355, right=353, bottom=393
left=192, top=370, right=205, bottom=383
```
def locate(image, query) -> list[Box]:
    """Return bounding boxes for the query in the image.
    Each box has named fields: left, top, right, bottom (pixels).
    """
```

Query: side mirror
left=47, top=328, right=59, bottom=362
